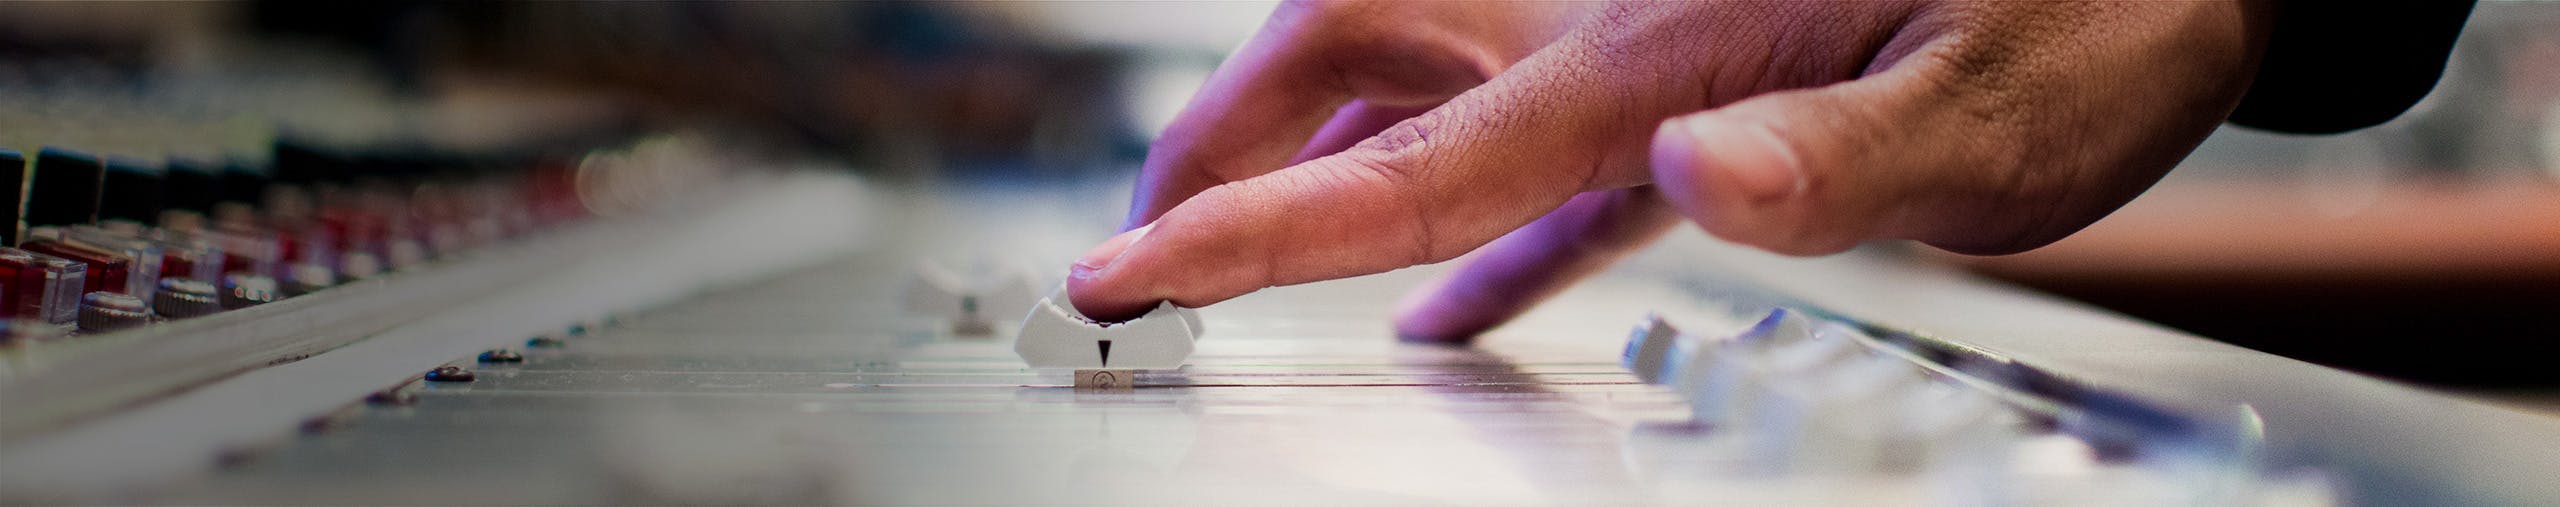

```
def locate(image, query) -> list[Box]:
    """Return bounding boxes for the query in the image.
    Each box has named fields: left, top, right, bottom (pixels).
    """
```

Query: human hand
left=1069, top=1, right=2272, bottom=342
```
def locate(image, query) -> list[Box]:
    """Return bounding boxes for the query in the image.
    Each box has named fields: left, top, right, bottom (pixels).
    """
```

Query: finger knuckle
left=1358, top=114, right=1438, bottom=160
left=1323, top=154, right=1454, bottom=265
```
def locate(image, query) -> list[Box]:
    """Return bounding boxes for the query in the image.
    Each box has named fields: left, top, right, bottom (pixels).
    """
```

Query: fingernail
left=1680, top=116, right=1804, bottom=202
left=1071, top=223, right=1153, bottom=280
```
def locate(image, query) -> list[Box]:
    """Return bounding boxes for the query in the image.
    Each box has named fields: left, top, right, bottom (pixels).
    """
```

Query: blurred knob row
left=0, top=132, right=735, bottom=343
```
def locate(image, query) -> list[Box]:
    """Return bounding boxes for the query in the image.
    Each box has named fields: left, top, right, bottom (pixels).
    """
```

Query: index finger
left=1068, top=30, right=1698, bottom=321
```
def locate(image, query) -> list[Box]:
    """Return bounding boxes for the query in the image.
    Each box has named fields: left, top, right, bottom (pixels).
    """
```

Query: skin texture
left=1069, top=1, right=2275, bottom=343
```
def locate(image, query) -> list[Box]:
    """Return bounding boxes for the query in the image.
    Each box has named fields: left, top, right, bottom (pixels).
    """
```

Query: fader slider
left=904, top=259, right=1041, bottom=336
left=1013, top=286, right=1204, bottom=376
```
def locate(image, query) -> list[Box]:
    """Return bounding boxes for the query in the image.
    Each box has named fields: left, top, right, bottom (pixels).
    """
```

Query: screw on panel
left=424, top=365, right=476, bottom=383
left=364, top=389, right=417, bottom=406
left=527, top=336, right=566, bottom=348
left=299, top=404, right=365, bottom=434
left=478, top=349, right=524, bottom=363
left=213, top=447, right=260, bottom=469
left=1074, top=369, right=1135, bottom=391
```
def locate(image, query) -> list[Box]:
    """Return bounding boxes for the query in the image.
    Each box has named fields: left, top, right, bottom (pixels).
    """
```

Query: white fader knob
left=1013, top=286, right=1203, bottom=370
left=1621, top=313, right=1688, bottom=385
left=905, top=259, right=1043, bottom=336
left=1677, top=307, right=1817, bottom=424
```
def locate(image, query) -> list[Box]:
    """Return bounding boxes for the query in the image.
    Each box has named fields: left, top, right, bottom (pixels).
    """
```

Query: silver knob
left=154, top=278, right=222, bottom=319
left=78, top=291, right=149, bottom=334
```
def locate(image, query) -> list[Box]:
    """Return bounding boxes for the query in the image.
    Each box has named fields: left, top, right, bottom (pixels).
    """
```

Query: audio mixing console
left=2, top=3, right=2557, bottom=504
left=4, top=169, right=2555, bottom=506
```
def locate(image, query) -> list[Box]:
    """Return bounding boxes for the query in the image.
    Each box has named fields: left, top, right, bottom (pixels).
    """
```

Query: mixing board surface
left=4, top=4, right=2558, bottom=503
left=41, top=177, right=2206, bottom=506
left=147, top=249, right=1740, bottom=505
left=0, top=173, right=2550, bottom=506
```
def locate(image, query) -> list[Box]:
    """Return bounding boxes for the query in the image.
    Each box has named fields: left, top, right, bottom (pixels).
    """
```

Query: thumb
left=1649, top=72, right=2000, bottom=256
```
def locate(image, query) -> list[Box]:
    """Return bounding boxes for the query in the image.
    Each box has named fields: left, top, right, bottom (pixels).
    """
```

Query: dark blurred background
left=1960, top=2, right=2560, bottom=391
left=0, top=1, right=1262, bottom=180
left=6, top=1, right=2560, bottom=392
